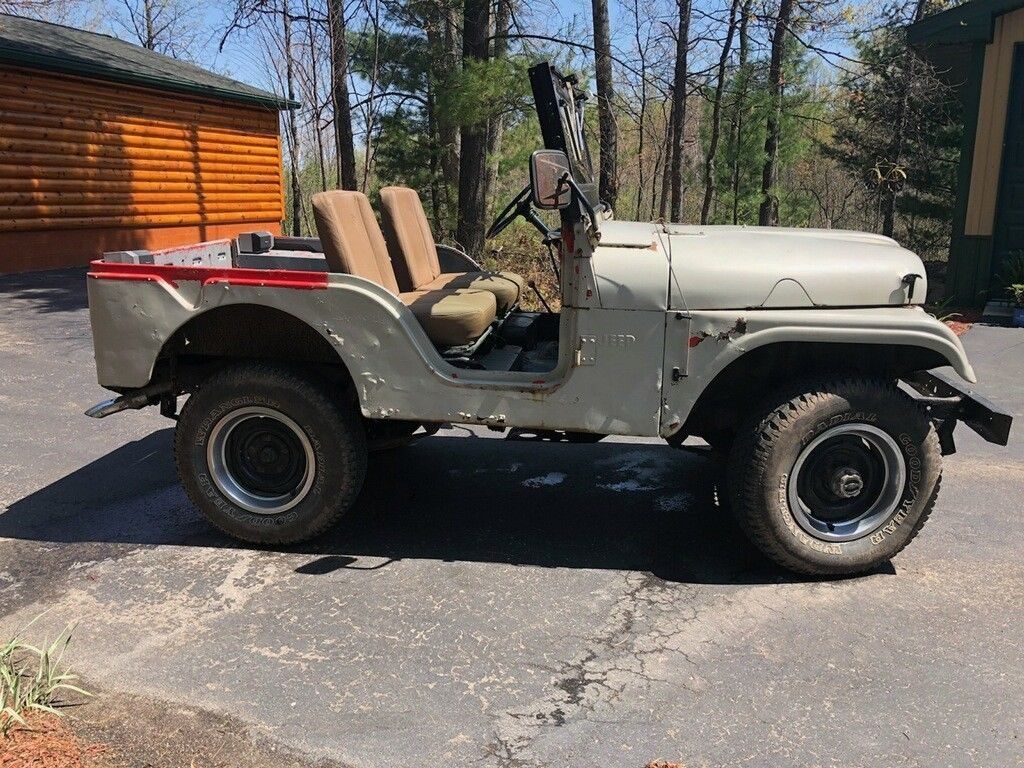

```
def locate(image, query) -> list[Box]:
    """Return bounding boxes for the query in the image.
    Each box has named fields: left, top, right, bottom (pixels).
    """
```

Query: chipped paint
left=322, top=323, right=345, bottom=346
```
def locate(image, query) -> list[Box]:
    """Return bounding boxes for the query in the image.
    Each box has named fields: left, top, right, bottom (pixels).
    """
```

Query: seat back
left=311, top=190, right=400, bottom=294
left=379, top=186, right=442, bottom=292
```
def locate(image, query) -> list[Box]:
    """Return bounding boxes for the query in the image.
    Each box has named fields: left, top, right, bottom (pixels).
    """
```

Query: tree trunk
left=484, top=0, right=511, bottom=217
left=327, top=0, right=357, bottom=190
left=758, top=0, right=793, bottom=227
left=658, top=101, right=673, bottom=220
left=427, top=4, right=462, bottom=233
left=456, top=0, right=489, bottom=257
left=282, top=0, right=302, bottom=235
left=700, top=0, right=740, bottom=224
left=303, top=0, right=328, bottom=192
left=728, top=0, right=751, bottom=224
left=669, top=0, right=692, bottom=222
left=592, top=0, right=618, bottom=208
left=143, top=0, right=156, bottom=50
left=632, top=0, right=647, bottom=219
left=360, top=0, right=383, bottom=193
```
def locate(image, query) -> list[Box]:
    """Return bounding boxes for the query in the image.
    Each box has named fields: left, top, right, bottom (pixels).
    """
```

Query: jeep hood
left=598, top=221, right=927, bottom=311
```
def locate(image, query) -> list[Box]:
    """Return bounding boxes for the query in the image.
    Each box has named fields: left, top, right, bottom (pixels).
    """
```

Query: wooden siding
left=965, top=6, right=1024, bottom=236
left=0, top=65, right=283, bottom=272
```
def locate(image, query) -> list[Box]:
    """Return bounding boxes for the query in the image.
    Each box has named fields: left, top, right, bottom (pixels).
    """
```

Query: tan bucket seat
left=311, top=190, right=496, bottom=347
left=379, top=186, right=525, bottom=313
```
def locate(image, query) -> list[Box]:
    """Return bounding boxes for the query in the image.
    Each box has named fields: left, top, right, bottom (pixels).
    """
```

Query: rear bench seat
left=311, top=190, right=496, bottom=347
left=379, top=186, right=525, bottom=313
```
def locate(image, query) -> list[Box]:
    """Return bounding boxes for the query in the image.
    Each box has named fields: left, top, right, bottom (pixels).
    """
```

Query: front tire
left=728, top=377, right=941, bottom=576
left=175, top=364, right=367, bottom=544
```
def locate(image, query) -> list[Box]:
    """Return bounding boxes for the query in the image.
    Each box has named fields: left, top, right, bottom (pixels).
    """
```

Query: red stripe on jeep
left=88, top=260, right=329, bottom=290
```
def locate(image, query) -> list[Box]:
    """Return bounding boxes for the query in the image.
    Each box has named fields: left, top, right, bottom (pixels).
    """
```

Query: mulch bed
left=1, top=714, right=107, bottom=768
left=945, top=310, right=980, bottom=337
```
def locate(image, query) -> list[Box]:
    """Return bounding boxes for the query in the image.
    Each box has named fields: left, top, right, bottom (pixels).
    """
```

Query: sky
left=8, top=0, right=860, bottom=109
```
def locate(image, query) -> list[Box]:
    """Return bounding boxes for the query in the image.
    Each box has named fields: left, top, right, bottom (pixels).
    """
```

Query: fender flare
left=662, top=308, right=976, bottom=438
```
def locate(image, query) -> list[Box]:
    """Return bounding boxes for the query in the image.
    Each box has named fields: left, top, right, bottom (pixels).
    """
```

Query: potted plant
left=1009, top=283, right=1024, bottom=327
left=1003, top=252, right=1024, bottom=327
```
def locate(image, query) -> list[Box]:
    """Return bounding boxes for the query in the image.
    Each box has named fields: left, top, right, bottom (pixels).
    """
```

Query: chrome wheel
left=207, top=406, right=315, bottom=515
left=788, top=423, right=906, bottom=542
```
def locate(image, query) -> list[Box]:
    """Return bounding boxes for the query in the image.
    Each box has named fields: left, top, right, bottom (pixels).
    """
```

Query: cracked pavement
left=2, top=269, right=1023, bottom=767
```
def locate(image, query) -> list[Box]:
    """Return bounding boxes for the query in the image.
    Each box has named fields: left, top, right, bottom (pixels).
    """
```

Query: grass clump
left=1, top=620, right=89, bottom=737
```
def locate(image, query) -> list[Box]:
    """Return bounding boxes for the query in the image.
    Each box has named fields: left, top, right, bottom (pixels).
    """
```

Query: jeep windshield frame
left=529, top=61, right=599, bottom=224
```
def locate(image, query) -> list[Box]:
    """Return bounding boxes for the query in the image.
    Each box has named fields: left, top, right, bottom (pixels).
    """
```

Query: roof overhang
left=0, top=13, right=299, bottom=111
left=908, top=0, right=1024, bottom=45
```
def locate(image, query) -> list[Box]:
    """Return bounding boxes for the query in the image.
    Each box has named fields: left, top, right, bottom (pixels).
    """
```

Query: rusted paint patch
left=694, top=317, right=748, bottom=345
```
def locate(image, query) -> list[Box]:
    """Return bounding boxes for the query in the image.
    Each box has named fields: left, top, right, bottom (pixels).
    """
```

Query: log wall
left=0, top=65, right=284, bottom=272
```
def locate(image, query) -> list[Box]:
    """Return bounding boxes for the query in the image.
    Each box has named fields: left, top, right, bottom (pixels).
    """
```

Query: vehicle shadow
left=0, top=428, right=892, bottom=586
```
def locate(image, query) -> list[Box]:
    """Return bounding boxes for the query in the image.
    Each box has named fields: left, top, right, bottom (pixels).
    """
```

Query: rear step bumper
left=903, top=370, right=1013, bottom=454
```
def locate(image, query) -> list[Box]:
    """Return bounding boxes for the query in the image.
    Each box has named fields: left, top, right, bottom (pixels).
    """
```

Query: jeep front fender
left=662, top=307, right=976, bottom=438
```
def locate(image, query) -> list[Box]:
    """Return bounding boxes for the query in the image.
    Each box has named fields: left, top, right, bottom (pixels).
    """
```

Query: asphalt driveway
left=1, top=269, right=1023, bottom=767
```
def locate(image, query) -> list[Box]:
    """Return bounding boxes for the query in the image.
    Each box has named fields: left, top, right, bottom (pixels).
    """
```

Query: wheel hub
left=207, top=406, right=316, bottom=515
left=788, top=423, right=906, bottom=542
left=831, top=467, right=864, bottom=499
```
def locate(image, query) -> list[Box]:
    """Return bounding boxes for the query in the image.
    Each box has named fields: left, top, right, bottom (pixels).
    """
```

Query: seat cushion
left=311, top=190, right=400, bottom=293
left=423, top=271, right=525, bottom=313
left=399, top=289, right=497, bottom=346
left=379, top=186, right=442, bottom=292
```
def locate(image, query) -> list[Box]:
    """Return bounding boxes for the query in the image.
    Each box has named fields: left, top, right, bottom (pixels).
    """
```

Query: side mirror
left=530, top=150, right=572, bottom=210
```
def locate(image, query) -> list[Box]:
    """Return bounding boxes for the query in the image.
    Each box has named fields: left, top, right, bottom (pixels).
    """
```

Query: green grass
left=0, top=619, right=90, bottom=738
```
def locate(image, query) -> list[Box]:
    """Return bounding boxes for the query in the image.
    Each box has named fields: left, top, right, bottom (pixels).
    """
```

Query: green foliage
left=827, top=2, right=962, bottom=258
left=1001, top=252, right=1024, bottom=306
left=440, top=56, right=532, bottom=130
left=711, top=47, right=822, bottom=226
left=1, top=620, right=90, bottom=738
left=1007, top=284, right=1024, bottom=308
left=1000, top=251, right=1024, bottom=285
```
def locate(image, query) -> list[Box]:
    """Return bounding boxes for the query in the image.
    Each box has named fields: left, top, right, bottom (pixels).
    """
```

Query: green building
left=910, top=0, right=1024, bottom=308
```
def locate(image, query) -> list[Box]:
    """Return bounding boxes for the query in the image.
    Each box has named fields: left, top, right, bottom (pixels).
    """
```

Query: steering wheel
left=486, top=183, right=532, bottom=239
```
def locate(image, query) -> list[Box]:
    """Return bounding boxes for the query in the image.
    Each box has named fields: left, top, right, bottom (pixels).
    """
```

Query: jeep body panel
left=89, top=257, right=975, bottom=439
left=595, top=220, right=928, bottom=312
left=88, top=261, right=665, bottom=436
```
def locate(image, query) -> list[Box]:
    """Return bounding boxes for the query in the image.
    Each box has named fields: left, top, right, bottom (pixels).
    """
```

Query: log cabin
left=0, top=13, right=296, bottom=273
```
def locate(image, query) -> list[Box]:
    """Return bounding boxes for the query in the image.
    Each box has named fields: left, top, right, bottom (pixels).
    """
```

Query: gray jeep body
left=84, top=61, right=1011, bottom=575
left=85, top=64, right=1002, bottom=448
left=88, top=220, right=978, bottom=440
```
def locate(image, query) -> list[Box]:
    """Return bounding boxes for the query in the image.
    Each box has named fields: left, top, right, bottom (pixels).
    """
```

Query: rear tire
left=175, top=363, right=367, bottom=544
left=728, top=377, right=941, bottom=576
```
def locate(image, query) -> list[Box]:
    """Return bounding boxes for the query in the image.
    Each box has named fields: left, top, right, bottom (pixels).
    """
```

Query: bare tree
left=113, top=0, right=200, bottom=57
left=301, top=0, right=329, bottom=192
left=282, top=0, right=302, bottom=235
left=0, top=0, right=81, bottom=21
left=727, top=0, right=751, bottom=224
left=591, top=0, right=617, bottom=208
left=879, top=0, right=929, bottom=237
left=700, top=0, right=740, bottom=224
left=328, top=0, right=358, bottom=189
left=758, top=0, right=794, bottom=226
left=668, top=0, right=692, bottom=222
